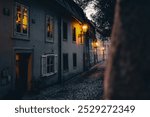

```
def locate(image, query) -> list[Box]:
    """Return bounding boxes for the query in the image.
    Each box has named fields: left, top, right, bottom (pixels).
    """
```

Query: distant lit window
left=41, top=54, right=57, bottom=77
left=78, top=31, right=84, bottom=44
left=15, top=3, right=29, bottom=36
left=46, top=15, right=54, bottom=42
left=63, top=21, right=68, bottom=41
left=72, top=27, right=76, bottom=42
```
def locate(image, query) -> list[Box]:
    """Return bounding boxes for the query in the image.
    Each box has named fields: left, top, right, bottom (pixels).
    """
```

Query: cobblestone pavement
left=23, top=62, right=105, bottom=100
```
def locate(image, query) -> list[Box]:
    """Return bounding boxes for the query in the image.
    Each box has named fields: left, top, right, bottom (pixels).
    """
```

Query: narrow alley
left=23, top=62, right=105, bottom=100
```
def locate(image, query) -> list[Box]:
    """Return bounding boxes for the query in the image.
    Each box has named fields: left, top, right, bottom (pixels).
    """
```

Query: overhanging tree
left=74, top=0, right=116, bottom=37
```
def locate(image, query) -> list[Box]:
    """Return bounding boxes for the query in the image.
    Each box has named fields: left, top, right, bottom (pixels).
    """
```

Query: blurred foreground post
left=104, top=0, right=150, bottom=99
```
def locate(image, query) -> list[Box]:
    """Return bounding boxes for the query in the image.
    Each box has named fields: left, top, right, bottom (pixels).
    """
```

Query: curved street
left=23, top=62, right=105, bottom=100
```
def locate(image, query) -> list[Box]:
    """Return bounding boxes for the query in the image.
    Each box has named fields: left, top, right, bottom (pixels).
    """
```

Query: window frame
left=78, top=31, right=84, bottom=45
left=73, top=53, right=77, bottom=68
left=46, top=15, right=54, bottom=43
left=72, top=26, right=76, bottom=42
left=41, top=54, right=57, bottom=77
left=63, top=53, right=69, bottom=72
left=14, top=2, right=29, bottom=38
left=63, top=21, right=68, bottom=41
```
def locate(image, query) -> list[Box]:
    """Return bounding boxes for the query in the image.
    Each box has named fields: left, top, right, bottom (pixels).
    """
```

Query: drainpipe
left=58, top=17, right=62, bottom=84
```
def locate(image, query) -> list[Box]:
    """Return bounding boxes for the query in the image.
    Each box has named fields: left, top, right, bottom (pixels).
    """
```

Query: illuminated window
left=78, top=31, right=84, bottom=44
left=42, top=54, right=57, bottom=77
left=46, top=15, right=54, bottom=42
left=15, top=3, right=29, bottom=36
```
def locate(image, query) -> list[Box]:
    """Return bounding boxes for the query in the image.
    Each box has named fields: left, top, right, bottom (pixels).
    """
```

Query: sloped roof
left=55, top=0, right=86, bottom=22
left=31, top=0, right=86, bottom=23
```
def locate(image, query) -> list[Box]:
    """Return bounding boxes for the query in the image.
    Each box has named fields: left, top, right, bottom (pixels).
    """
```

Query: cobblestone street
left=23, top=62, right=105, bottom=100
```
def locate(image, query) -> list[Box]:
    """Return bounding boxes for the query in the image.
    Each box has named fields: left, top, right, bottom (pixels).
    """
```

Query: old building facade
left=0, top=0, right=104, bottom=98
left=0, top=0, right=62, bottom=98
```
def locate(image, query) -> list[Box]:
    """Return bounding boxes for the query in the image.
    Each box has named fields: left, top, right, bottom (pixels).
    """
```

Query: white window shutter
left=42, top=55, right=47, bottom=76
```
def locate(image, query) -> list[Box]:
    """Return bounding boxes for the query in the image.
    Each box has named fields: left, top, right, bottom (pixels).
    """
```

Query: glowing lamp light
left=82, top=24, right=88, bottom=32
left=95, top=42, right=99, bottom=47
left=92, top=41, right=99, bottom=48
left=101, top=47, right=105, bottom=51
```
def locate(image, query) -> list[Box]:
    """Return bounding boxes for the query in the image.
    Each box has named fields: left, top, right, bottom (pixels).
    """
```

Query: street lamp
left=101, top=46, right=105, bottom=61
left=92, top=40, right=99, bottom=64
left=92, top=41, right=99, bottom=48
left=82, top=24, right=88, bottom=33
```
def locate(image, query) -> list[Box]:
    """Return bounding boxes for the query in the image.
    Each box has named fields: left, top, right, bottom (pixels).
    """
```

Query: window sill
left=45, top=40, right=54, bottom=43
left=12, top=34, right=29, bottom=41
left=42, top=72, right=57, bottom=77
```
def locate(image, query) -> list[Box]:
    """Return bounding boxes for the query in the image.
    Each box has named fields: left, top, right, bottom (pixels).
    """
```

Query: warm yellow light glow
left=92, top=41, right=99, bottom=48
left=23, top=8, right=28, bottom=26
left=72, top=22, right=84, bottom=45
left=16, top=14, right=21, bottom=23
left=96, top=42, right=99, bottom=47
left=16, top=54, right=20, bottom=61
left=82, top=24, right=88, bottom=32
left=101, top=47, right=105, bottom=51
left=23, top=15, right=28, bottom=25
left=16, top=6, right=21, bottom=24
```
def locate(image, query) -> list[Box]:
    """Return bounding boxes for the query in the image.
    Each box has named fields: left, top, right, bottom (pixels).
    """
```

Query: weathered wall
left=0, top=0, right=59, bottom=98
left=0, top=0, right=13, bottom=98
left=61, top=17, right=84, bottom=80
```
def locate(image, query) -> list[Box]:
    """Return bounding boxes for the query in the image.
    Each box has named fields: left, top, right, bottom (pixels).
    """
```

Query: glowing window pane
left=23, top=8, right=28, bottom=16
left=50, top=18, right=54, bottom=38
left=47, top=17, right=51, bottom=37
left=22, top=14, right=28, bottom=34
left=47, top=17, right=54, bottom=39
left=15, top=4, right=28, bottom=35
left=16, top=6, right=21, bottom=24
left=23, top=25, right=27, bottom=34
left=23, top=15, right=28, bottom=25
